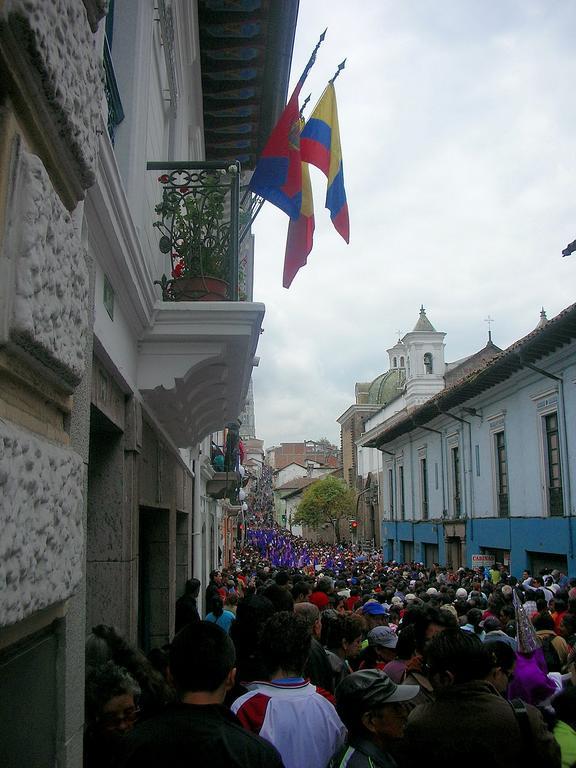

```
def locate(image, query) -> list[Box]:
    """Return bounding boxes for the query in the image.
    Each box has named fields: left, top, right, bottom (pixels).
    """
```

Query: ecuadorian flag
left=300, top=83, right=350, bottom=243
left=248, top=80, right=303, bottom=220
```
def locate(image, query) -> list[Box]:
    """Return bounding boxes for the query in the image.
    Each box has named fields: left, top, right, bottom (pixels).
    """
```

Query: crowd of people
left=83, top=526, right=576, bottom=767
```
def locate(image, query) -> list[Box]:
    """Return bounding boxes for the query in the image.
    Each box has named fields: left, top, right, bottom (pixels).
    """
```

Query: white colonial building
left=0, top=1, right=297, bottom=764
left=355, top=304, right=576, bottom=575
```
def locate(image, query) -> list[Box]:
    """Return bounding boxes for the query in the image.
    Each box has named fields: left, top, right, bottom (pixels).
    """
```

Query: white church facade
left=354, top=304, right=576, bottom=576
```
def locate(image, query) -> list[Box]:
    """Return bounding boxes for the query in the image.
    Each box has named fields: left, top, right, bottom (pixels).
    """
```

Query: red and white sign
left=471, top=554, right=495, bottom=567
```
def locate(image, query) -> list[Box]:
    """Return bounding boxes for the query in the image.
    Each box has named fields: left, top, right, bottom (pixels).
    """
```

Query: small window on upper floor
left=400, top=356, right=405, bottom=368
left=424, top=353, right=433, bottom=374
left=393, top=357, right=397, bottom=368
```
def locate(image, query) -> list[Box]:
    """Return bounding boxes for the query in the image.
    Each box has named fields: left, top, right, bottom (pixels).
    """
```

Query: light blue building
left=359, top=303, right=576, bottom=577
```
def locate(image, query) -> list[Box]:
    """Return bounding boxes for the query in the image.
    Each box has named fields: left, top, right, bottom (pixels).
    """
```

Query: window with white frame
left=388, top=467, right=394, bottom=519
left=398, top=464, right=405, bottom=521
left=450, top=445, right=461, bottom=518
left=494, top=431, right=509, bottom=517
left=544, top=412, right=563, bottom=516
left=420, top=457, right=429, bottom=520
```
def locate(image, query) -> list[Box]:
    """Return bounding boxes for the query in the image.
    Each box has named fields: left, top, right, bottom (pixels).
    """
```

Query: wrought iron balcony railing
left=148, top=161, right=241, bottom=302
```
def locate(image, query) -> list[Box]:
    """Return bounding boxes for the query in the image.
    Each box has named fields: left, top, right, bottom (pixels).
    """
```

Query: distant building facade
left=266, top=439, right=340, bottom=471
left=338, top=307, right=500, bottom=548
left=357, top=304, right=576, bottom=575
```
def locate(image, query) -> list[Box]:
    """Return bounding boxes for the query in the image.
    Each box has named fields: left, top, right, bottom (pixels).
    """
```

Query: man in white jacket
left=232, top=611, right=346, bottom=768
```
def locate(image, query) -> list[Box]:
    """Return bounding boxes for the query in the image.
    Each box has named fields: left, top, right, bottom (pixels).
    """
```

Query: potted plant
left=154, top=172, right=232, bottom=301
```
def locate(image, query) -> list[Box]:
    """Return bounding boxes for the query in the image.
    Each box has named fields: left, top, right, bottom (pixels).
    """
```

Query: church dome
left=367, top=368, right=405, bottom=405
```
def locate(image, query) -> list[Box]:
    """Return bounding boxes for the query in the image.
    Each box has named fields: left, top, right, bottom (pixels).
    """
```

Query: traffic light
left=349, top=519, right=358, bottom=534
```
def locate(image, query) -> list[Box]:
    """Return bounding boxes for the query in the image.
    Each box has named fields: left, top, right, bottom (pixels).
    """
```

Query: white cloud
left=251, top=0, right=576, bottom=448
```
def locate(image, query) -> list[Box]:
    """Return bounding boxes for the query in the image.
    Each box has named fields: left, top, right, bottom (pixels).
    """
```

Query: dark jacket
left=328, top=737, right=397, bottom=768
left=305, top=637, right=335, bottom=693
left=404, top=680, right=560, bottom=768
left=205, top=582, right=222, bottom=615
left=174, top=594, right=200, bottom=634
left=121, top=703, right=284, bottom=768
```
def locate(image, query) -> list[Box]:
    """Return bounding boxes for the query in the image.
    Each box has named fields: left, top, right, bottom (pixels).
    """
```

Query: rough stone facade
left=0, top=418, right=84, bottom=626
left=5, top=0, right=103, bottom=185
left=3, top=142, right=90, bottom=385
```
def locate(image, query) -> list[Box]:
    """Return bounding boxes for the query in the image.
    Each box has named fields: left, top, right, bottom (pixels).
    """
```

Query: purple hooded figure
left=507, top=590, right=557, bottom=705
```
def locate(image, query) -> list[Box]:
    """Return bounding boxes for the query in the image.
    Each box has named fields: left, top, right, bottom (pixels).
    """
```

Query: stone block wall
left=0, top=1, right=105, bottom=765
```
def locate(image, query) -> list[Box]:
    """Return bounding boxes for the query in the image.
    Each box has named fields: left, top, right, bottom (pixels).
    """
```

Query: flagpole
left=298, top=28, right=327, bottom=84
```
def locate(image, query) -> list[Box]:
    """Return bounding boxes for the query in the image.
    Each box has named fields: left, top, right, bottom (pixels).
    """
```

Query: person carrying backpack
left=533, top=611, right=569, bottom=672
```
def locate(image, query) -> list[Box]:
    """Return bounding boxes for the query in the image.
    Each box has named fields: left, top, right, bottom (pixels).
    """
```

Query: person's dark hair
left=395, top=623, right=417, bottom=661
left=262, top=583, right=295, bottom=613
left=401, top=605, right=446, bottom=653
left=85, top=661, right=141, bottom=724
left=209, top=570, right=221, bottom=582
left=229, top=594, right=275, bottom=684
left=324, top=613, right=364, bottom=651
left=315, top=577, right=332, bottom=594
left=487, top=640, right=516, bottom=674
left=170, top=621, right=235, bottom=694
left=425, top=629, right=494, bottom=684
left=535, top=598, right=548, bottom=613
left=184, top=578, right=201, bottom=597
left=291, top=581, right=311, bottom=601
left=86, top=625, right=174, bottom=714
left=552, top=686, right=576, bottom=725
left=553, top=598, right=568, bottom=614
left=482, top=616, right=502, bottom=634
left=561, top=613, right=576, bottom=635
left=259, top=611, right=312, bottom=678
left=532, top=611, right=555, bottom=631
left=466, top=608, right=484, bottom=632
left=211, top=596, right=224, bottom=618
left=275, top=570, right=290, bottom=587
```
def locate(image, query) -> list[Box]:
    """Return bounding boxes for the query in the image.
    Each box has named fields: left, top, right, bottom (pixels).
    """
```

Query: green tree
left=293, top=476, right=355, bottom=543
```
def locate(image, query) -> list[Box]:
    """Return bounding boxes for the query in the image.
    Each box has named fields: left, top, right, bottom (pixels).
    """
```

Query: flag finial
left=330, top=59, right=347, bottom=85
left=300, top=29, right=328, bottom=83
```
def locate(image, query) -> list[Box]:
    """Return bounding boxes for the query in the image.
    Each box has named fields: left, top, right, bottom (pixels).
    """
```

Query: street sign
left=471, top=554, right=495, bottom=567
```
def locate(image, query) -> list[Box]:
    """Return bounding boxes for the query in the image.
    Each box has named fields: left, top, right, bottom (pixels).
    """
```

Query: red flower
left=158, top=174, right=169, bottom=183
left=172, top=261, right=184, bottom=279
left=179, top=186, right=189, bottom=194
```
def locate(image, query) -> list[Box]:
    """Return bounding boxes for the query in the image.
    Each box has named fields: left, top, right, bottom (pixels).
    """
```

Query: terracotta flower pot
left=171, top=276, right=229, bottom=301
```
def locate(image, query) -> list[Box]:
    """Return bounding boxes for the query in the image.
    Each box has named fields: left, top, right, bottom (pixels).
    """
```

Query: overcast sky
left=250, top=0, right=576, bottom=450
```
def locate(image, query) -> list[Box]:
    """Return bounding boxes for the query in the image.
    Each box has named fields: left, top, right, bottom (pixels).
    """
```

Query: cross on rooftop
left=484, top=315, right=494, bottom=342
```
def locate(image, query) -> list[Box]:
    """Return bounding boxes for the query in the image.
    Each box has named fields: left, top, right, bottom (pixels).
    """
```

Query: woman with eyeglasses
left=84, top=661, right=141, bottom=767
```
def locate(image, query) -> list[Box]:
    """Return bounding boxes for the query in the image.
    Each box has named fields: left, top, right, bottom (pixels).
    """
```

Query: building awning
left=199, top=0, right=299, bottom=169
left=137, top=302, right=264, bottom=447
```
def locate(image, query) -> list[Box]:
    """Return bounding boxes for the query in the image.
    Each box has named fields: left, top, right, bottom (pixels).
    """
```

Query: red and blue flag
left=248, top=80, right=304, bottom=219
left=283, top=129, right=315, bottom=288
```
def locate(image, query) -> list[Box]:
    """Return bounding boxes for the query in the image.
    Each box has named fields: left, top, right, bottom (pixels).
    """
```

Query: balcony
left=137, top=302, right=264, bottom=448
left=148, top=162, right=243, bottom=302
